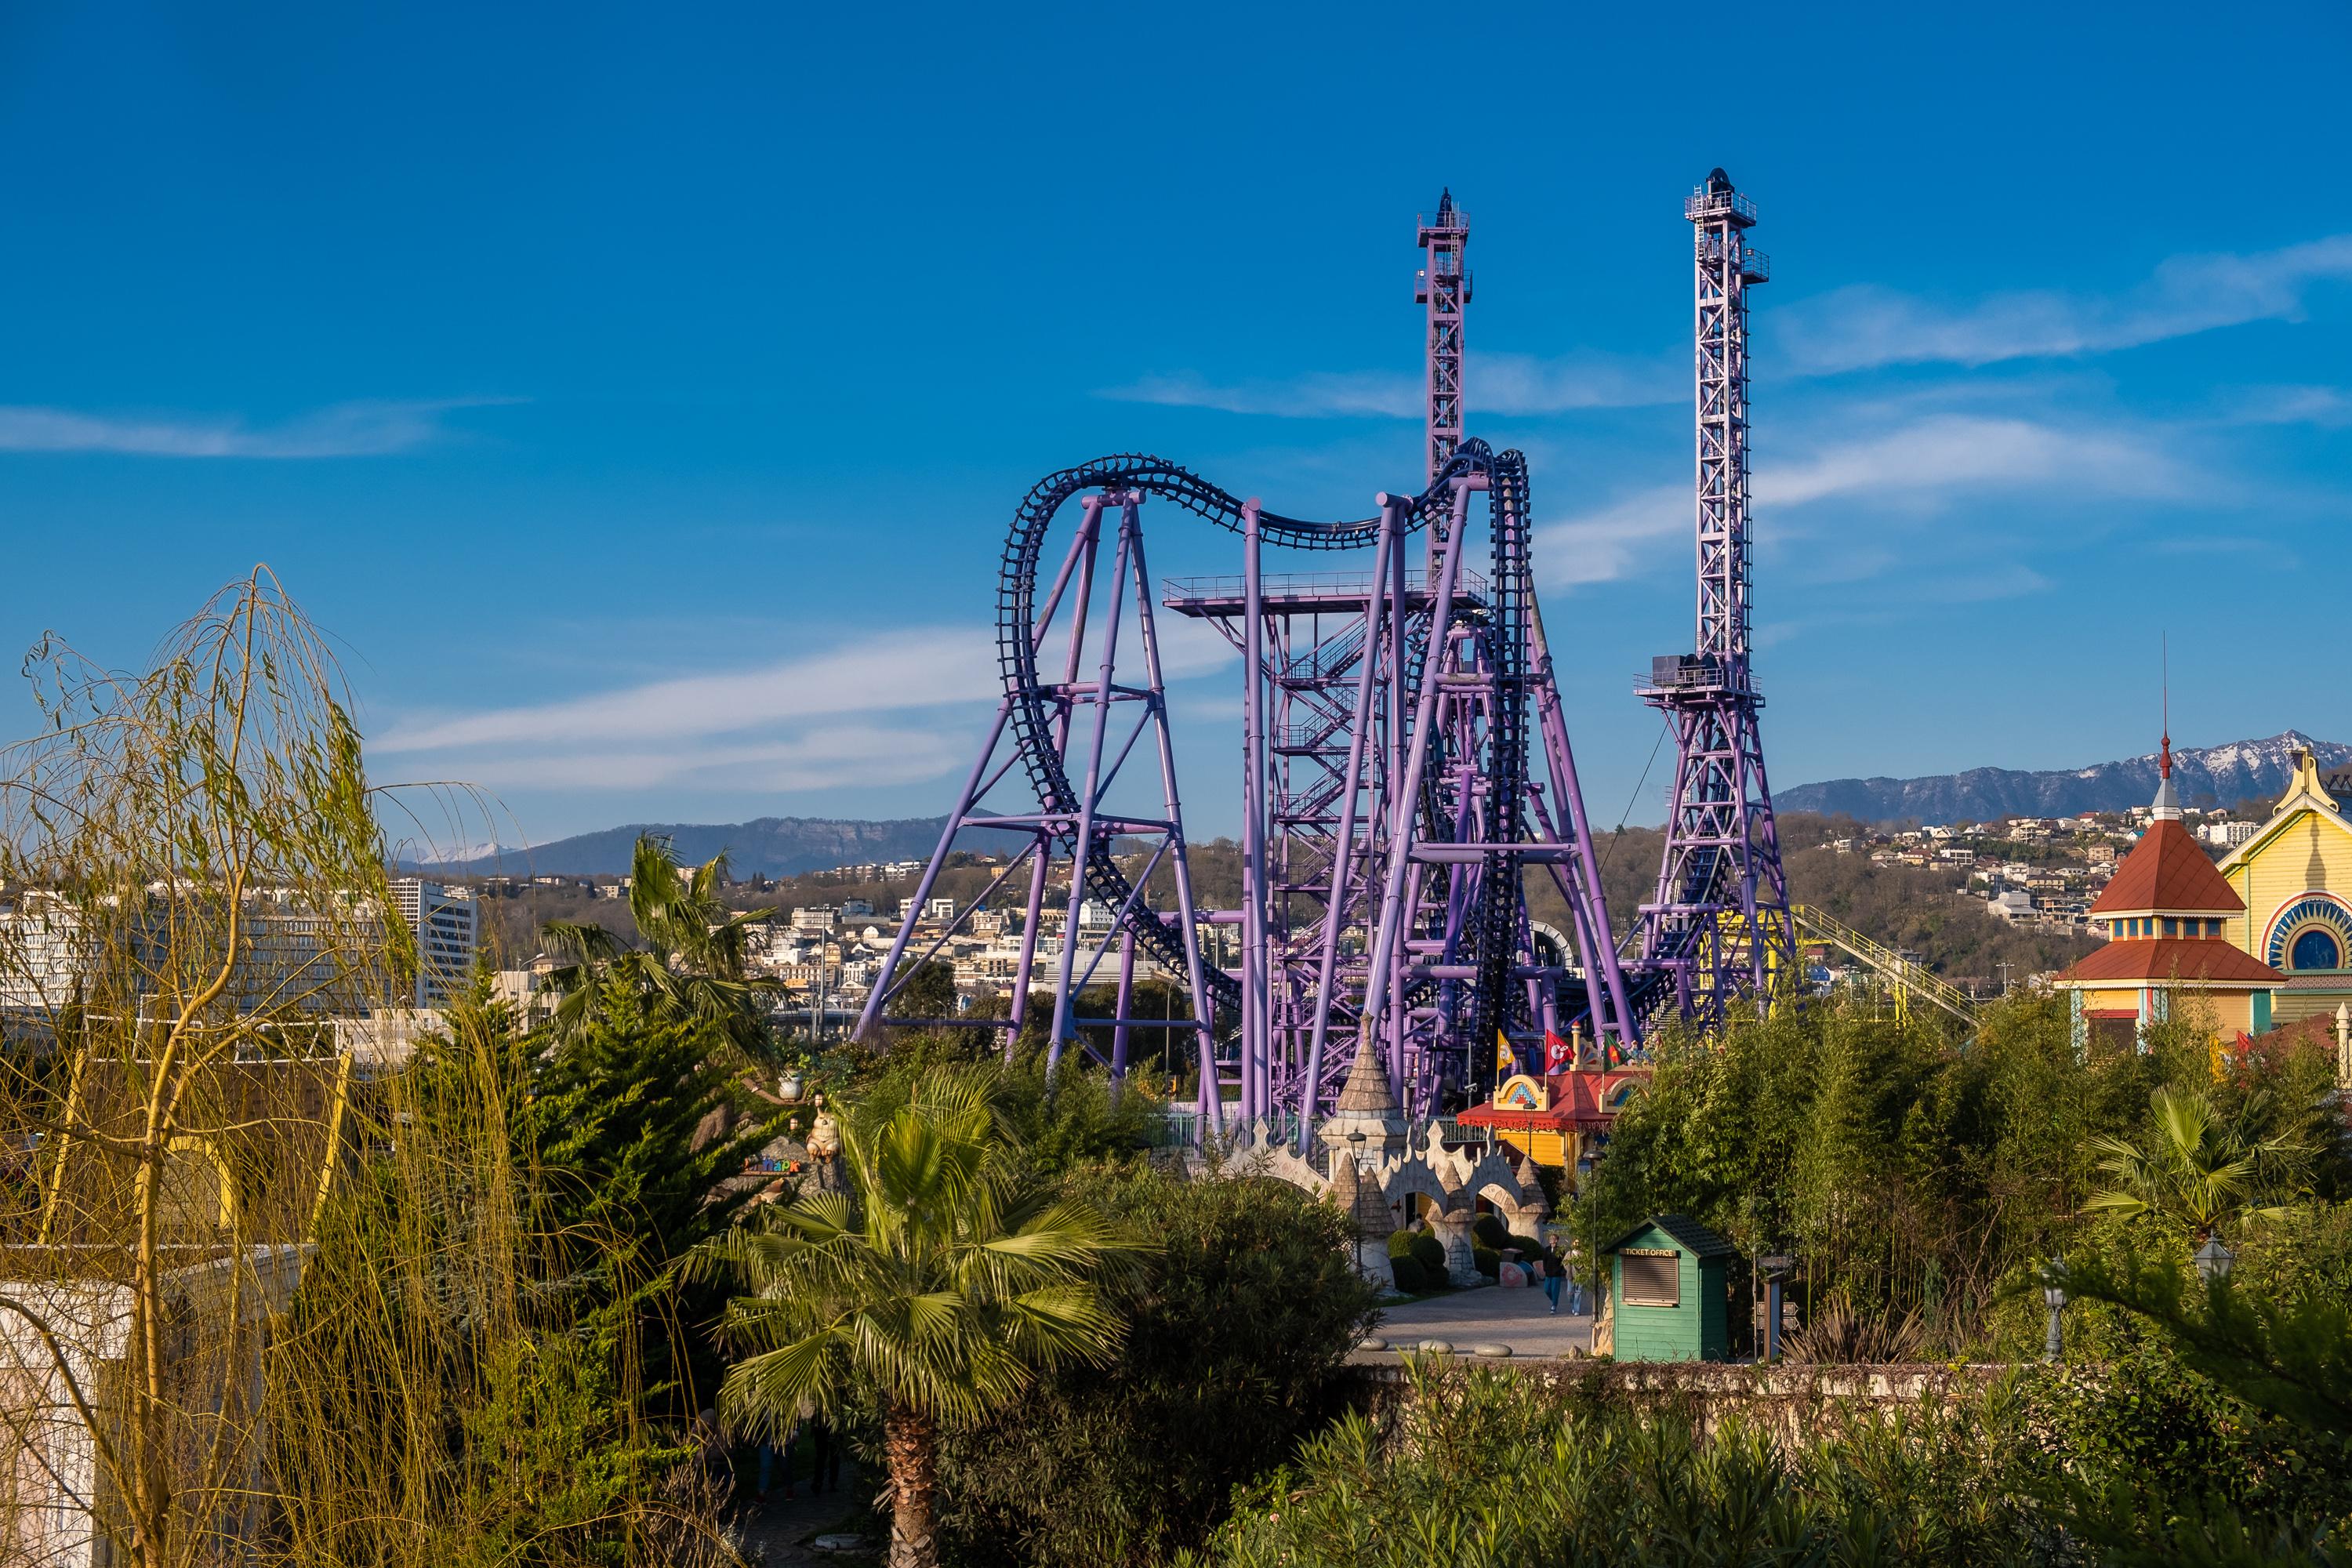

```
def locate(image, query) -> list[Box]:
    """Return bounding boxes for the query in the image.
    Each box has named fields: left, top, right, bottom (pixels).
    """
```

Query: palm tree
left=543, top=833, right=780, bottom=1058
left=2085, top=1085, right=2307, bottom=1241
left=688, top=1070, right=1138, bottom=1568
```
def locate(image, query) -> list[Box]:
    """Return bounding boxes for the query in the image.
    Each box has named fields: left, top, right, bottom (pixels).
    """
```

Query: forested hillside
left=471, top=813, right=2095, bottom=987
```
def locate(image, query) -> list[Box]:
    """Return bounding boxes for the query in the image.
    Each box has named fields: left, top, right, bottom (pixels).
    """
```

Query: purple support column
left=1044, top=506, right=1133, bottom=1073
left=1006, top=846, right=1050, bottom=1059
left=1239, top=502, right=1269, bottom=1123
left=1110, top=927, right=1137, bottom=1088
left=1294, top=498, right=1402, bottom=1149
left=1122, top=511, right=1225, bottom=1139
left=1528, top=602, right=1635, bottom=1044
left=1360, top=483, right=1472, bottom=1056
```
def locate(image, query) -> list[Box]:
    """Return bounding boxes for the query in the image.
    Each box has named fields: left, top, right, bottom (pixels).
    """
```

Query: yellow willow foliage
left=0, top=572, right=728, bottom=1568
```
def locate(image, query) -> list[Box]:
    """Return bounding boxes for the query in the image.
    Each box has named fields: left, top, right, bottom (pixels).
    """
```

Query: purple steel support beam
left=1239, top=502, right=1270, bottom=1122
left=1110, top=927, right=1137, bottom=1086
left=1293, top=497, right=1403, bottom=1149
left=1045, top=500, right=1134, bottom=1072
left=1121, top=500, right=1225, bottom=1138
left=1527, top=601, right=1635, bottom=1044
left=1360, top=482, right=1473, bottom=1066
left=855, top=695, right=1015, bottom=1040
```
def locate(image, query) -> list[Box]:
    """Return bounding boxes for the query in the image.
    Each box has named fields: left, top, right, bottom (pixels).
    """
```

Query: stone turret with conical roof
left=1317, top=1025, right=1410, bottom=1180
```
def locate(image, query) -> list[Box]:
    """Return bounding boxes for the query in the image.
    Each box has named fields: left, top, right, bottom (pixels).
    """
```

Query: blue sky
left=2, top=2, right=2347, bottom=851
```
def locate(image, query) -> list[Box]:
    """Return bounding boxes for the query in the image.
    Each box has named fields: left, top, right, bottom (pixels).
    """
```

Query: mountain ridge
left=1780, top=731, right=2351, bottom=825
left=418, top=815, right=1028, bottom=879
left=417, top=733, right=2351, bottom=877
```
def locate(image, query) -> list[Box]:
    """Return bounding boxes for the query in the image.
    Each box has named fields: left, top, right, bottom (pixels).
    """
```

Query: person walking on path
left=1541, top=1252, right=1565, bottom=1314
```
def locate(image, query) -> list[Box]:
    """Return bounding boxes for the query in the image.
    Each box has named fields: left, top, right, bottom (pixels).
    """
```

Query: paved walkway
left=731, top=1456, right=883, bottom=1566
left=1357, top=1280, right=1595, bottom=1363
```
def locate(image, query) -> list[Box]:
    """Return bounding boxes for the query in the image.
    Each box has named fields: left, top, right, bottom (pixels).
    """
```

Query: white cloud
left=1537, top=415, right=2191, bottom=589
left=1776, top=234, right=2352, bottom=374
left=0, top=397, right=511, bottom=458
left=1535, top=485, right=1685, bottom=587
left=1107, top=370, right=1419, bottom=419
left=1099, top=350, right=1677, bottom=421
left=444, top=724, right=970, bottom=793
left=1759, top=414, right=2192, bottom=509
left=375, top=630, right=1001, bottom=756
left=374, top=609, right=1238, bottom=797
left=2223, top=384, right=2352, bottom=428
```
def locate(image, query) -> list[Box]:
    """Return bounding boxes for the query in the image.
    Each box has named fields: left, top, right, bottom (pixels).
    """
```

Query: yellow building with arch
left=2216, top=748, right=2352, bottom=1028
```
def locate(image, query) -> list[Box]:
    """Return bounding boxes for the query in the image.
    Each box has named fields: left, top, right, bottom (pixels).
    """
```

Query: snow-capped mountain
left=1781, top=731, right=2352, bottom=826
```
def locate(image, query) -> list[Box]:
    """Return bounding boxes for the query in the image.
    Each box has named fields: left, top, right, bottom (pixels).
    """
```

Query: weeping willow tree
left=0, top=572, right=726, bottom=1568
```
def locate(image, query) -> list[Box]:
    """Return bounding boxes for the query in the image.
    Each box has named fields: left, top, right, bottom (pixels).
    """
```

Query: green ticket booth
left=1604, top=1214, right=1743, bottom=1363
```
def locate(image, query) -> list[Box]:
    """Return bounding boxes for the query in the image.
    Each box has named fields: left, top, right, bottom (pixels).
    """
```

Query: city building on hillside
left=790, top=906, right=837, bottom=934
left=2216, top=748, right=2352, bottom=1027
left=2053, top=737, right=2284, bottom=1051
left=2201, top=818, right=2257, bottom=849
left=391, top=877, right=477, bottom=1008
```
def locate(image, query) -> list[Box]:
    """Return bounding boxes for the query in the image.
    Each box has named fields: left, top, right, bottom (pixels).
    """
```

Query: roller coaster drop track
left=856, top=442, right=1636, bottom=1134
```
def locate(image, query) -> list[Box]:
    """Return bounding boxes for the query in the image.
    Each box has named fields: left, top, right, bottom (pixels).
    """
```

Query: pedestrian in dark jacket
left=1541, top=1252, right=1565, bottom=1314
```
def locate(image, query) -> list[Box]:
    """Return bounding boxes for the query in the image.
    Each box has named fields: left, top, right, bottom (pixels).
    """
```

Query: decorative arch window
left=2267, top=895, right=2352, bottom=973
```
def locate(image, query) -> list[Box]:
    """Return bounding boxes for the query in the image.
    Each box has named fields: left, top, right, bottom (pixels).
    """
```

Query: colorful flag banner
left=1543, top=1029, right=1572, bottom=1073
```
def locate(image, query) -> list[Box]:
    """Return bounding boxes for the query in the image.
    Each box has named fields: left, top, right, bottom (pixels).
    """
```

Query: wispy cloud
left=1110, top=370, right=1419, bottom=419
left=1536, top=414, right=2192, bottom=589
left=0, top=397, right=513, bottom=458
left=1775, top=234, right=2352, bottom=374
left=1535, top=484, right=1686, bottom=587
left=1100, top=350, right=1676, bottom=420
left=375, top=614, right=1239, bottom=794
left=375, top=630, right=1002, bottom=756
left=1761, top=413, right=2193, bottom=509
left=442, top=724, right=971, bottom=793
left=2223, top=383, right=2352, bottom=427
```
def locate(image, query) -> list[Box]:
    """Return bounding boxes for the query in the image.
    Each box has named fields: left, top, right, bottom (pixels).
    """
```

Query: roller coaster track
left=994, top=442, right=1537, bottom=1069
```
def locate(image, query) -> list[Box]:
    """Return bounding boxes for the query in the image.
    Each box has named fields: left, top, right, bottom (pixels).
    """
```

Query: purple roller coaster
left=856, top=172, right=1790, bottom=1130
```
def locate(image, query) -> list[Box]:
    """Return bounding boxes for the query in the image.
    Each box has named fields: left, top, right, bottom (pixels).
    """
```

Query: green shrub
left=1388, top=1254, right=1428, bottom=1294
left=1408, top=1231, right=1446, bottom=1276
left=1197, top=1359, right=2052, bottom=1567
left=1386, top=1228, right=1416, bottom=1260
left=1472, top=1245, right=1501, bottom=1279
left=934, top=1167, right=1377, bottom=1568
left=1472, top=1212, right=1511, bottom=1250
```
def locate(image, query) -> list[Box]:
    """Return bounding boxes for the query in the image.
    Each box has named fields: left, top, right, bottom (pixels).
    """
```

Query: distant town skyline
left=2, top=3, right=2347, bottom=848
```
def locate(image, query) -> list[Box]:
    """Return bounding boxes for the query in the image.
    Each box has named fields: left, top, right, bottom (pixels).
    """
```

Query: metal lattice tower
left=1416, top=191, right=1470, bottom=489
left=1636, top=168, right=1795, bottom=1027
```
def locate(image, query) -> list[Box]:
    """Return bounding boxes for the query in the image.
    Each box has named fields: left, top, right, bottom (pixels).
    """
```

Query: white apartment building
left=391, top=877, right=478, bottom=1007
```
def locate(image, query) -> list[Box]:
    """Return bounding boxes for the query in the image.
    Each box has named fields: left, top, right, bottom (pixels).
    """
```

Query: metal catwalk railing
left=1791, top=903, right=1976, bottom=1025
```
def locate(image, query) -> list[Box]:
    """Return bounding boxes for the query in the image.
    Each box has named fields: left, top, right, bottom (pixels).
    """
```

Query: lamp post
left=2041, top=1261, right=2067, bottom=1363
left=2192, top=1235, right=2235, bottom=1285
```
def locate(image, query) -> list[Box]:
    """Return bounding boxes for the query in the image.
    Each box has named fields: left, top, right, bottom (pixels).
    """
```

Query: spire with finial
left=1318, top=1023, right=1410, bottom=1174
left=2152, top=634, right=2183, bottom=821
